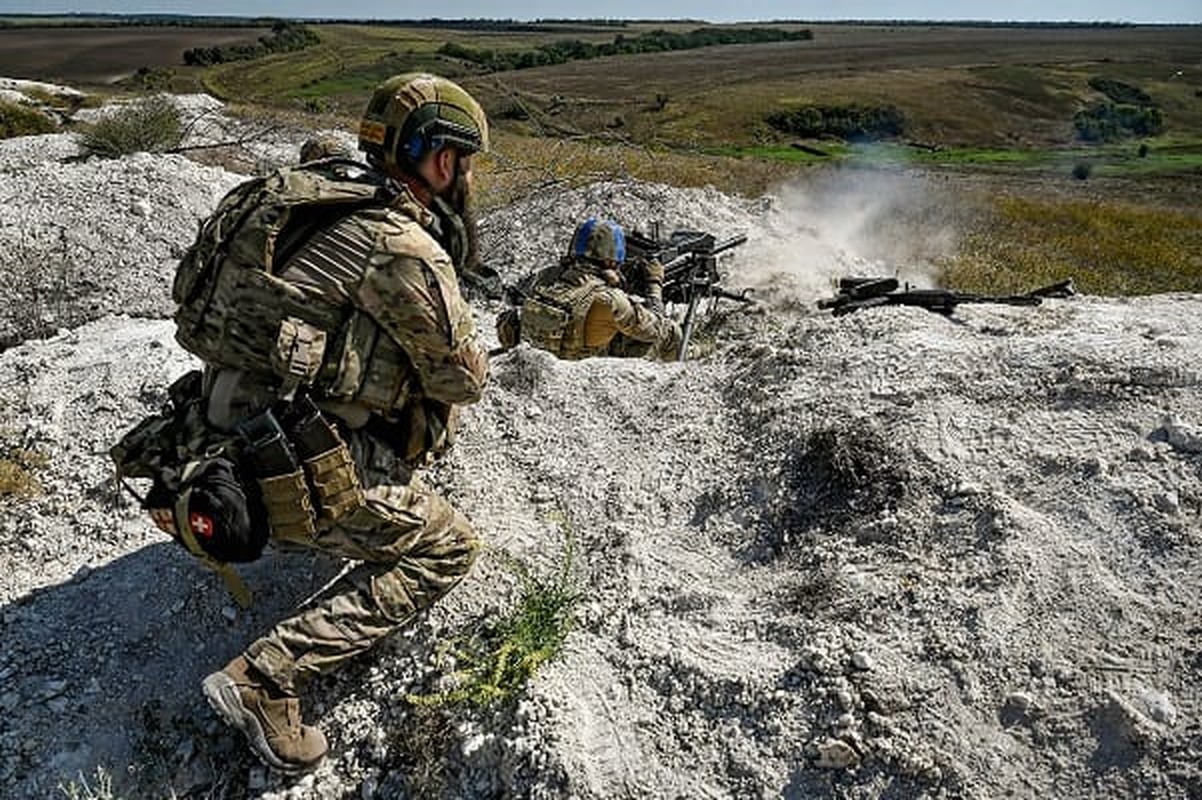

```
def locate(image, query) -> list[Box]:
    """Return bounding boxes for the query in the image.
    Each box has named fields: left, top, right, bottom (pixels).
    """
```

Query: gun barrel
left=712, top=234, right=748, bottom=254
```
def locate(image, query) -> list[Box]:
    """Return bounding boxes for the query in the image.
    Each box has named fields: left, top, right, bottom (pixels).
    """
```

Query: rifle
left=626, top=226, right=751, bottom=360
left=818, top=276, right=1076, bottom=317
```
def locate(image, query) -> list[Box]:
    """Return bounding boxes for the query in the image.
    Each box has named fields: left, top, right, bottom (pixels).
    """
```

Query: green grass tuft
left=0, top=99, right=57, bottom=139
left=408, top=513, right=580, bottom=707
left=78, top=95, right=182, bottom=159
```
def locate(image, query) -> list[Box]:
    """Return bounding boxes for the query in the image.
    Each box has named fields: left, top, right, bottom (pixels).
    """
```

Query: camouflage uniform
left=508, top=259, right=682, bottom=361
left=203, top=183, right=485, bottom=695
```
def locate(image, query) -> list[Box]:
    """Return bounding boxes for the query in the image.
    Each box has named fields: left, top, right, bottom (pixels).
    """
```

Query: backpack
left=172, top=159, right=393, bottom=391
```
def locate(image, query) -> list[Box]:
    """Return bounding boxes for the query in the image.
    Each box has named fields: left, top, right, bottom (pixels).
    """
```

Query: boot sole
left=202, top=672, right=320, bottom=776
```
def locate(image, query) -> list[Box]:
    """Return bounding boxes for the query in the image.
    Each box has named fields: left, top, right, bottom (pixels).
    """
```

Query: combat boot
left=202, top=655, right=328, bottom=774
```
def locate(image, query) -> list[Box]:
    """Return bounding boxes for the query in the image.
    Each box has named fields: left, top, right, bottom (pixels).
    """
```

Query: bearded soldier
left=115, top=74, right=490, bottom=774
left=496, top=218, right=682, bottom=360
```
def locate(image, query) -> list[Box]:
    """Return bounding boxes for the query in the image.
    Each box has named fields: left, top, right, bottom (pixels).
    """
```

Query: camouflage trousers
left=242, top=432, right=478, bottom=695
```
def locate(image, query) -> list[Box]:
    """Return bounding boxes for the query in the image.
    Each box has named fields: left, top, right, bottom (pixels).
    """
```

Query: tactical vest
left=520, top=268, right=609, bottom=360
left=172, top=160, right=414, bottom=413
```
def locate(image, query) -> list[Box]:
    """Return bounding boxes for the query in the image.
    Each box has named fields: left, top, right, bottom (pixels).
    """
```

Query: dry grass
left=0, top=441, right=47, bottom=500
left=945, top=195, right=1202, bottom=295
left=476, top=131, right=796, bottom=208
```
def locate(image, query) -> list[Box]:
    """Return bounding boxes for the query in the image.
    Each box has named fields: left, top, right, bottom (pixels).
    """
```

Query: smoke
left=734, top=169, right=962, bottom=308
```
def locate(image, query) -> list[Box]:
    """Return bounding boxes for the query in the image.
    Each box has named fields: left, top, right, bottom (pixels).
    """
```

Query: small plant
left=0, top=432, right=47, bottom=500
left=1137, top=142, right=1149, bottom=158
left=58, top=766, right=122, bottom=800
left=0, top=99, right=57, bottom=139
left=78, top=95, right=182, bottom=158
left=1072, top=161, right=1092, bottom=180
left=409, top=513, right=580, bottom=707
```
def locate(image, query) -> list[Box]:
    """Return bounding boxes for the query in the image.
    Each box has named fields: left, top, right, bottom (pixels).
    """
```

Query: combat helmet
left=569, top=218, right=626, bottom=265
left=358, top=73, right=489, bottom=171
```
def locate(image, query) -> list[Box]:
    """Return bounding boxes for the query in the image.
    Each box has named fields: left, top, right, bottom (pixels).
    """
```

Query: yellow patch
left=359, top=120, right=387, bottom=146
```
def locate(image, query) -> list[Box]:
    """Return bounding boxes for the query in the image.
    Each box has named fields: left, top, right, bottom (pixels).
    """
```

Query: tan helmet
left=358, top=73, right=489, bottom=171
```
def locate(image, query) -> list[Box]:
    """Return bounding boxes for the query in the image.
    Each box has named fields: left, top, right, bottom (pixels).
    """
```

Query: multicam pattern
left=519, top=263, right=681, bottom=361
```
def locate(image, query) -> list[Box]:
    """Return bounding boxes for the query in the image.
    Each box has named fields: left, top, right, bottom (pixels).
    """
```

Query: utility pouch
left=283, top=396, right=365, bottom=523
left=238, top=408, right=317, bottom=543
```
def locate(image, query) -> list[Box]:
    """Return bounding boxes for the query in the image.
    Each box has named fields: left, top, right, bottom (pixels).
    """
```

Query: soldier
left=496, top=218, right=682, bottom=360
left=151, top=74, right=490, bottom=774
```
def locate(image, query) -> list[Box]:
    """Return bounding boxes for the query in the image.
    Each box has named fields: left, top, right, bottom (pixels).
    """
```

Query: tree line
left=182, top=22, right=319, bottom=67
left=440, top=27, right=813, bottom=72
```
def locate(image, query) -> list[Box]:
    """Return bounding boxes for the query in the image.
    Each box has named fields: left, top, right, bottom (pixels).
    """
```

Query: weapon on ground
left=818, top=276, right=1076, bottom=317
left=626, top=225, right=751, bottom=360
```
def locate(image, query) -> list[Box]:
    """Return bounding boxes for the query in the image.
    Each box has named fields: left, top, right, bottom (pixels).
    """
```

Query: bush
left=766, top=103, right=905, bottom=141
left=0, top=99, right=57, bottom=139
left=1088, top=77, right=1154, bottom=106
left=79, top=95, right=182, bottom=158
left=1074, top=102, right=1164, bottom=142
left=1072, top=161, right=1092, bottom=180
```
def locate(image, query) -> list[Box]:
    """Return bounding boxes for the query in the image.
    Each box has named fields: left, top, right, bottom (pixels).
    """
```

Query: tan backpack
left=172, top=159, right=392, bottom=391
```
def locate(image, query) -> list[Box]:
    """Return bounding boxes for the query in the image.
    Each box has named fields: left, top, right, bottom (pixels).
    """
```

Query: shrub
left=766, top=103, right=905, bottom=141
left=79, top=95, right=182, bottom=158
left=1088, top=77, right=1154, bottom=106
left=1138, top=142, right=1149, bottom=158
left=0, top=99, right=57, bottom=139
left=1074, top=102, right=1163, bottom=142
left=1072, top=161, right=1092, bottom=180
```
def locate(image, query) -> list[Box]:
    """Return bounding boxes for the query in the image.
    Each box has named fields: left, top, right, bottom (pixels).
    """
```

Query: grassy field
left=3, top=19, right=1201, bottom=294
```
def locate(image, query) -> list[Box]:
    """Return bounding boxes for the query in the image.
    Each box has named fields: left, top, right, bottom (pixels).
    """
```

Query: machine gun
left=818, top=276, right=1076, bottom=317
left=625, top=225, right=751, bottom=360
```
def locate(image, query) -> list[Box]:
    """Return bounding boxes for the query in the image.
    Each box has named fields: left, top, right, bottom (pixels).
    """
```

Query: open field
left=0, top=26, right=268, bottom=83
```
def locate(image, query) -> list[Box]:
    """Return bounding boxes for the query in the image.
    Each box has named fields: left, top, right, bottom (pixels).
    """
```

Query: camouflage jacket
left=202, top=179, right=487, bottom=467
left=517, top=261, right=681, bottom=361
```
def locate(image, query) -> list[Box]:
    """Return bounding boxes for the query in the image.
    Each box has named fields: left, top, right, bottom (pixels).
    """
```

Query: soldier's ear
left=431, top=147, right=457, bottom=187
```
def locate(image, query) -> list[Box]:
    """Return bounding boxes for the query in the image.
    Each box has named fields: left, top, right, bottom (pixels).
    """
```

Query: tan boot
left=202, top=655, right=328, bottom=774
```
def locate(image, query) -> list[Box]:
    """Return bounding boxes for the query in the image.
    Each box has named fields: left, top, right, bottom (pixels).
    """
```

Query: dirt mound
left=0, top=115, right=1199, bottom=799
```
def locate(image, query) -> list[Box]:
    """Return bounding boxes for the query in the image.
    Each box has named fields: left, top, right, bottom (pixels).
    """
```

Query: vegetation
left=408, top=515, right=579, bottom=707
left=0, top=435, right=47, bottom=500
left=1075, top=102, right=1164, bottom=142
left=439, top=26, right=811, bottom=72
left=947, top=196, right=1202, bottom=296
left=58, top=767, right=123, bottom=800
left=78, top=95, right=182, bottom=158
left=1088, top=76, right=1153, bottom=106
left=0, top=99, right=57, bottom=138
left=183, top=21, right=318, bottom=66
left=766, top=103, right=905, bottom=142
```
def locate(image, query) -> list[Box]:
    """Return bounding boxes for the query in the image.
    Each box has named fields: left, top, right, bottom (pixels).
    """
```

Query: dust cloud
left=736, top=169, right=961, bottom=306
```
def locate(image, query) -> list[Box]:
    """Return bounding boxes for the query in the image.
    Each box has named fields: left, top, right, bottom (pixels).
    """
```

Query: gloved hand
left=643, top=258, right=665, bottom=286
left=643, top=259, right=665, bottom=312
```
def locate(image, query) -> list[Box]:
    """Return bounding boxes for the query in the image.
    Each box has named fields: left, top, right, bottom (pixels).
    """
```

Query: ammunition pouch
left=237, top=408, right=317, bottom=544
left=282, top=396, right=366, bottom=523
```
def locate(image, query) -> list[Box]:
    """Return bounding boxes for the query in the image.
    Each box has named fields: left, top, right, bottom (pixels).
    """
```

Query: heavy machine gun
left=625, top=225, right=751, bottom=360
left=818, top=276, right=1076, bottom=316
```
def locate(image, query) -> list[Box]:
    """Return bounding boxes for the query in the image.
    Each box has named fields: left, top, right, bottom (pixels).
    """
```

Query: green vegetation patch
left=1075, top=102, right=1164, bottom=142
left=78, top=94, right=182, bottom=158
left=408, top=517, right=580, bottom=707
left=766, top=103, right=905, bottom=142
left=440, top=26, right=812, bottom=72
left=0, top=99, right=57, bottom=138
left=183, top=21, right=319, bottom=66
left=1088, top=76, right=1154, bottom=106
left=947, top=196, right=1202, bottom=295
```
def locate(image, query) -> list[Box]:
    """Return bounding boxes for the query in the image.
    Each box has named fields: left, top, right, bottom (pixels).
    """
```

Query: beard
left=444, top=161, right=481, bottom=274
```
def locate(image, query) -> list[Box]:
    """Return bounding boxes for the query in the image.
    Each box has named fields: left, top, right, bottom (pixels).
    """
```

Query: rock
left=1138, top=689, right=1177, bottom=726
left=1150, top=415, right=1202, bottom=454
left=814, top=738, right=861, bottom=769
left=850, top=651, right=873, bottom=671
left=1153, top=491, right=1180, bottom=515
